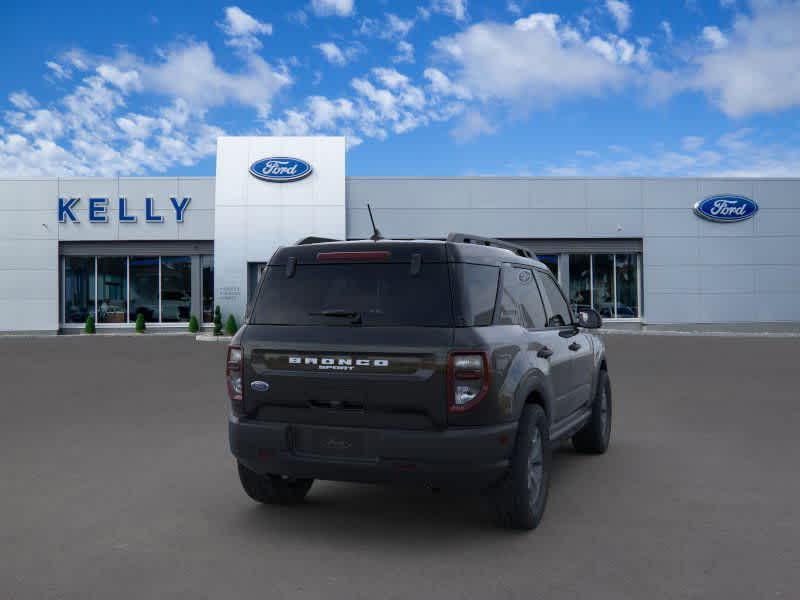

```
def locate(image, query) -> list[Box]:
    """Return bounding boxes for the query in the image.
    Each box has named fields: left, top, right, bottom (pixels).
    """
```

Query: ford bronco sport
left=227, top=233, right=611, bottom=530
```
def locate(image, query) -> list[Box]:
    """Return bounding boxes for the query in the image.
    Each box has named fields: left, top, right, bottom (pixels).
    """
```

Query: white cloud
left=720, top=0, right=736, bottom=7
left=451, top=110, right=496, bottom=142
left=681, top=135, right=704, bottom=152
left=690, top=1, right=800, bottom=116
left=218, top=6, right=272, bottom=51
left=393, top=41, right=415, bottom=63
left=546, top=128, right=800, bottom=177
left=0, top=36, right=289, bottom=175
left=45, top=61, right=71, bottom=80
left=310, top=0, right=354, bottom=17
left=432, top=13, right=638, bottom=107
left=660, top=20, right=673, bottom=43
left=507, top=1, right=522, bottom=16
left=9, top=91, right=38, bottom=111
left=314, top=42, right=363, bottom=66
left=423, top=67, right=472, bottom=100
left=430, top=0, right=468, bottom=21
left=701, top=25, right=728, bottom=49
left=386, top=14, right=414, bottom=38
left=606, top=0, right=632, bottom=33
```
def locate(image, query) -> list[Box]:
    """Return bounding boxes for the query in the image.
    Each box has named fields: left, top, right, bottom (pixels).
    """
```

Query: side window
left=453, top=264, right=500, bottom=326
left=538, top=271, right=573, bottom=327
left=496, top=267, right=546, bottom=329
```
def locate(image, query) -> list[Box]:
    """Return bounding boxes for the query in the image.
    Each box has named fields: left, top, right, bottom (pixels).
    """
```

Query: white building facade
left=0, top=136, right=798, bottom=333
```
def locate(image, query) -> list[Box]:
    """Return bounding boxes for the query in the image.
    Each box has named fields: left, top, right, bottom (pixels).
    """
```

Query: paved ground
left=1, top=334, right=799, bottom=599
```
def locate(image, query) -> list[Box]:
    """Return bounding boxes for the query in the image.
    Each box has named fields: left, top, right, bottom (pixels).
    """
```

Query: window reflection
left=568, top=254, right=591, bottom=310
left=97, top=257, right=127, bottom=323
left=202, top=255, right=214, bottom=323
left=592, top=254, right=615, bottom=318
left=615, top=254, right=639, bottom=318
left=130, top=256, right=159, bottom=322
left=64, top=256, right=95, bottom=323
left=161, top=256, right=191, bottom=322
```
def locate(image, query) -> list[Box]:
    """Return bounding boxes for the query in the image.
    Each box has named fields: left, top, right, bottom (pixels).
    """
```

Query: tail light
left=447, top=351, right=490, bottom=412
left=227, top=345, right=244, bottom=414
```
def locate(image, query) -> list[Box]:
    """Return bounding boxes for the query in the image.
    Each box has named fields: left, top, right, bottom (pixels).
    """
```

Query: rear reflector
left=317, top=251, right=391, bottom=262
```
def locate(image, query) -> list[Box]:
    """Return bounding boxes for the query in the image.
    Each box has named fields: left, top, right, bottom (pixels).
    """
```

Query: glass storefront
left=161, top=256, right=191, bottom=323
left=61, top=255, right=213, bottom=326
left=567, top=253, right=641, bottom=319
left=97, top=257, right=127, bottom=323
left=129, top=256, right=159, bottom=322
left=201, top=255, right=214, bottom=323
left=64, top=256, right=95, bottom=324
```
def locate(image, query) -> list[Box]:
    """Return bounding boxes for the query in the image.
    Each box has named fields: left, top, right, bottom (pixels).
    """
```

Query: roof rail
left=446, top=233, right=537, bottom=260
left=295, top=236, right=340, bottom=245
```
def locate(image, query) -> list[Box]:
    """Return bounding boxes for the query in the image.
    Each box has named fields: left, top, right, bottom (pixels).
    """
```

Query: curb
left=195, top=335, right=233, bottom=343
left=599, top=329, right=800, bottom=338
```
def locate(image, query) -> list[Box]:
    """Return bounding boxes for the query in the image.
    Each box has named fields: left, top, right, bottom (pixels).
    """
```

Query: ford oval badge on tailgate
left=249, top=157, right=312, bottom=183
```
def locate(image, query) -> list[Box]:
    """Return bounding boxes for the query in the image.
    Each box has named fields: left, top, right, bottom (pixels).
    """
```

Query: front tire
left=237, top=462, right=313, bottom=505
left=572, top=370, right=612, bottom=454
left=491, top=404, right=551, bottom=530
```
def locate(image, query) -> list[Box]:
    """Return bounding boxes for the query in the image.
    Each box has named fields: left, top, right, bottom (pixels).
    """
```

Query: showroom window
left=201, top=255, right=214, bottom=323
left=568, top=253, right=640, bottom=319
left=61, top=255, right=214, bottom=326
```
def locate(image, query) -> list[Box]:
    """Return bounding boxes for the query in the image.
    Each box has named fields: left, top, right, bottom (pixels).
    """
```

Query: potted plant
left=188, top=315, right=199, bottom=333
left=84, top=315, right=95, bottom=334
left=213, top=306, right=222, bottom=336
left=225, top=314, right=238, bottom=336
left=135, top=313, right=146, bottom=333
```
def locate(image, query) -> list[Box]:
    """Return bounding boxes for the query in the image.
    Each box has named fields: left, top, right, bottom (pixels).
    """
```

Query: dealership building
left=1, top=135, right=798, bottom=334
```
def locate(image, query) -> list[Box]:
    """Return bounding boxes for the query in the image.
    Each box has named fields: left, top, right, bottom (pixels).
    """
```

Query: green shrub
left=213, top=306, right=223, bottom=336
left=188, top=315, right=199, bottom=333
left=135, top=313, right=146, bottom=333
left=84, top=315, right=95, bottom=334
left=225, top=314, right=238, bottom=336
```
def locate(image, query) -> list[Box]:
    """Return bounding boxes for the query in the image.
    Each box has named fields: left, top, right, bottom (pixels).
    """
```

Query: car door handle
left=568, top=342, right=581, bottom=351
left=537, top=346, right=554, bottom=359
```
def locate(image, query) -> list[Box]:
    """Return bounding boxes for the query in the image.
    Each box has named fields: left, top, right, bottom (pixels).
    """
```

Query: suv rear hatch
left=240, top=243, right=454, bottom=430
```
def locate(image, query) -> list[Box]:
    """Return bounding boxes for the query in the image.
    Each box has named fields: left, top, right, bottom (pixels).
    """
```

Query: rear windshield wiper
left=309, top=309, right=362, bottom=324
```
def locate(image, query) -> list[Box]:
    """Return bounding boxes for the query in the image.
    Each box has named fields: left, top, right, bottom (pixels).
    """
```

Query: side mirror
left=576, top=307, right=602, bottom=329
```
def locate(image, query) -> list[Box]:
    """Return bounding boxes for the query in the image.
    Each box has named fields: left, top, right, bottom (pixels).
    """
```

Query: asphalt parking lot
left=1, top=333, right=799, bottom=599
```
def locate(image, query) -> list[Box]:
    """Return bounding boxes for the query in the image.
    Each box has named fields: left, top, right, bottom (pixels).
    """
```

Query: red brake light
left=227, top=345, right=243, bottom=414
left=317, top=251, right=391, bottom=262
left=447, top=351, right=490, bottom=413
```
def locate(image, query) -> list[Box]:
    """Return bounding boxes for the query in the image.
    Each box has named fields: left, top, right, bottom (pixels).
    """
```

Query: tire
left=572, top=370, right=612, bottom=454
left=491, top=404, right=551, bottom=530
left=237, top=462, right=313, bottom=505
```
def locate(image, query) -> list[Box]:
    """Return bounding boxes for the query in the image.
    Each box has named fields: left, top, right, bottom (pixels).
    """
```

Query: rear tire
left=237, top=462, right=313, bottom=505
left=491, top=404, right=550, bottom=530
left=572, top=370, right=612, bottom=454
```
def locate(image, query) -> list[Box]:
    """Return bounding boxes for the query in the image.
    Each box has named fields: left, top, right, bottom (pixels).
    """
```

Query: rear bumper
left=229, top=417, right=517, bottom=487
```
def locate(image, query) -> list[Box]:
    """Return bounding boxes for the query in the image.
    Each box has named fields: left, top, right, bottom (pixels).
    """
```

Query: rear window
left=251, top=263, right=452, bottom=327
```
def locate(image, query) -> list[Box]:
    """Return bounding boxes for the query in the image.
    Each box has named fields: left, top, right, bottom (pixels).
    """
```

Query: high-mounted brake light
left=317, top=251, right=391, bottom=262
left=447, top=351, right=490, bottom=413
left=227, top=345, right=244, bottom=415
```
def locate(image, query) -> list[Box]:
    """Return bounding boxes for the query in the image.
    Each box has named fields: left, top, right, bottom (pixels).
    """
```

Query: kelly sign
left=58, top=197, right=191, bottom=223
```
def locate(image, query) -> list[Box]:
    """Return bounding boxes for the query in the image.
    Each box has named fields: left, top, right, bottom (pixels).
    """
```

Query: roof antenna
left=367, top=203, right=383, bottom=241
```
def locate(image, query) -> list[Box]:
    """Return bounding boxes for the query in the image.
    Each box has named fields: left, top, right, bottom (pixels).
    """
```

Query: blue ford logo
left=249, top=157, right=312, bottom=182
left=693, top=195, right=758, bottom=223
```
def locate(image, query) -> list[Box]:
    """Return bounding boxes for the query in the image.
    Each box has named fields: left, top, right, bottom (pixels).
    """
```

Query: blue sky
left=1, top=0, right=798, bottom=177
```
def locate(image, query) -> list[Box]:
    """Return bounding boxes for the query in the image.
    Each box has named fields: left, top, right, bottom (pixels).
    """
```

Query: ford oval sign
left=693, top=195, right=758, bottom=223
left=249, top=157, right=312, bottom=183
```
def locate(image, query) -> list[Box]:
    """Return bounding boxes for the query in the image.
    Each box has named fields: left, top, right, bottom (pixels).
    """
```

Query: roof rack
left=446, top=233, right=537, bottom=260
left=295, top=236, right=340, bottom=245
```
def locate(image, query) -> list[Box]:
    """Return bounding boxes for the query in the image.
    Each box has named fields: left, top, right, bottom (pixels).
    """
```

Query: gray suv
left=227, top=234, right=611, bottom=530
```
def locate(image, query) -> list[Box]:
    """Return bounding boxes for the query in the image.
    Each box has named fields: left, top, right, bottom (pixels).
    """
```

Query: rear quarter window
left=451, top=263, right=500, bottom=326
